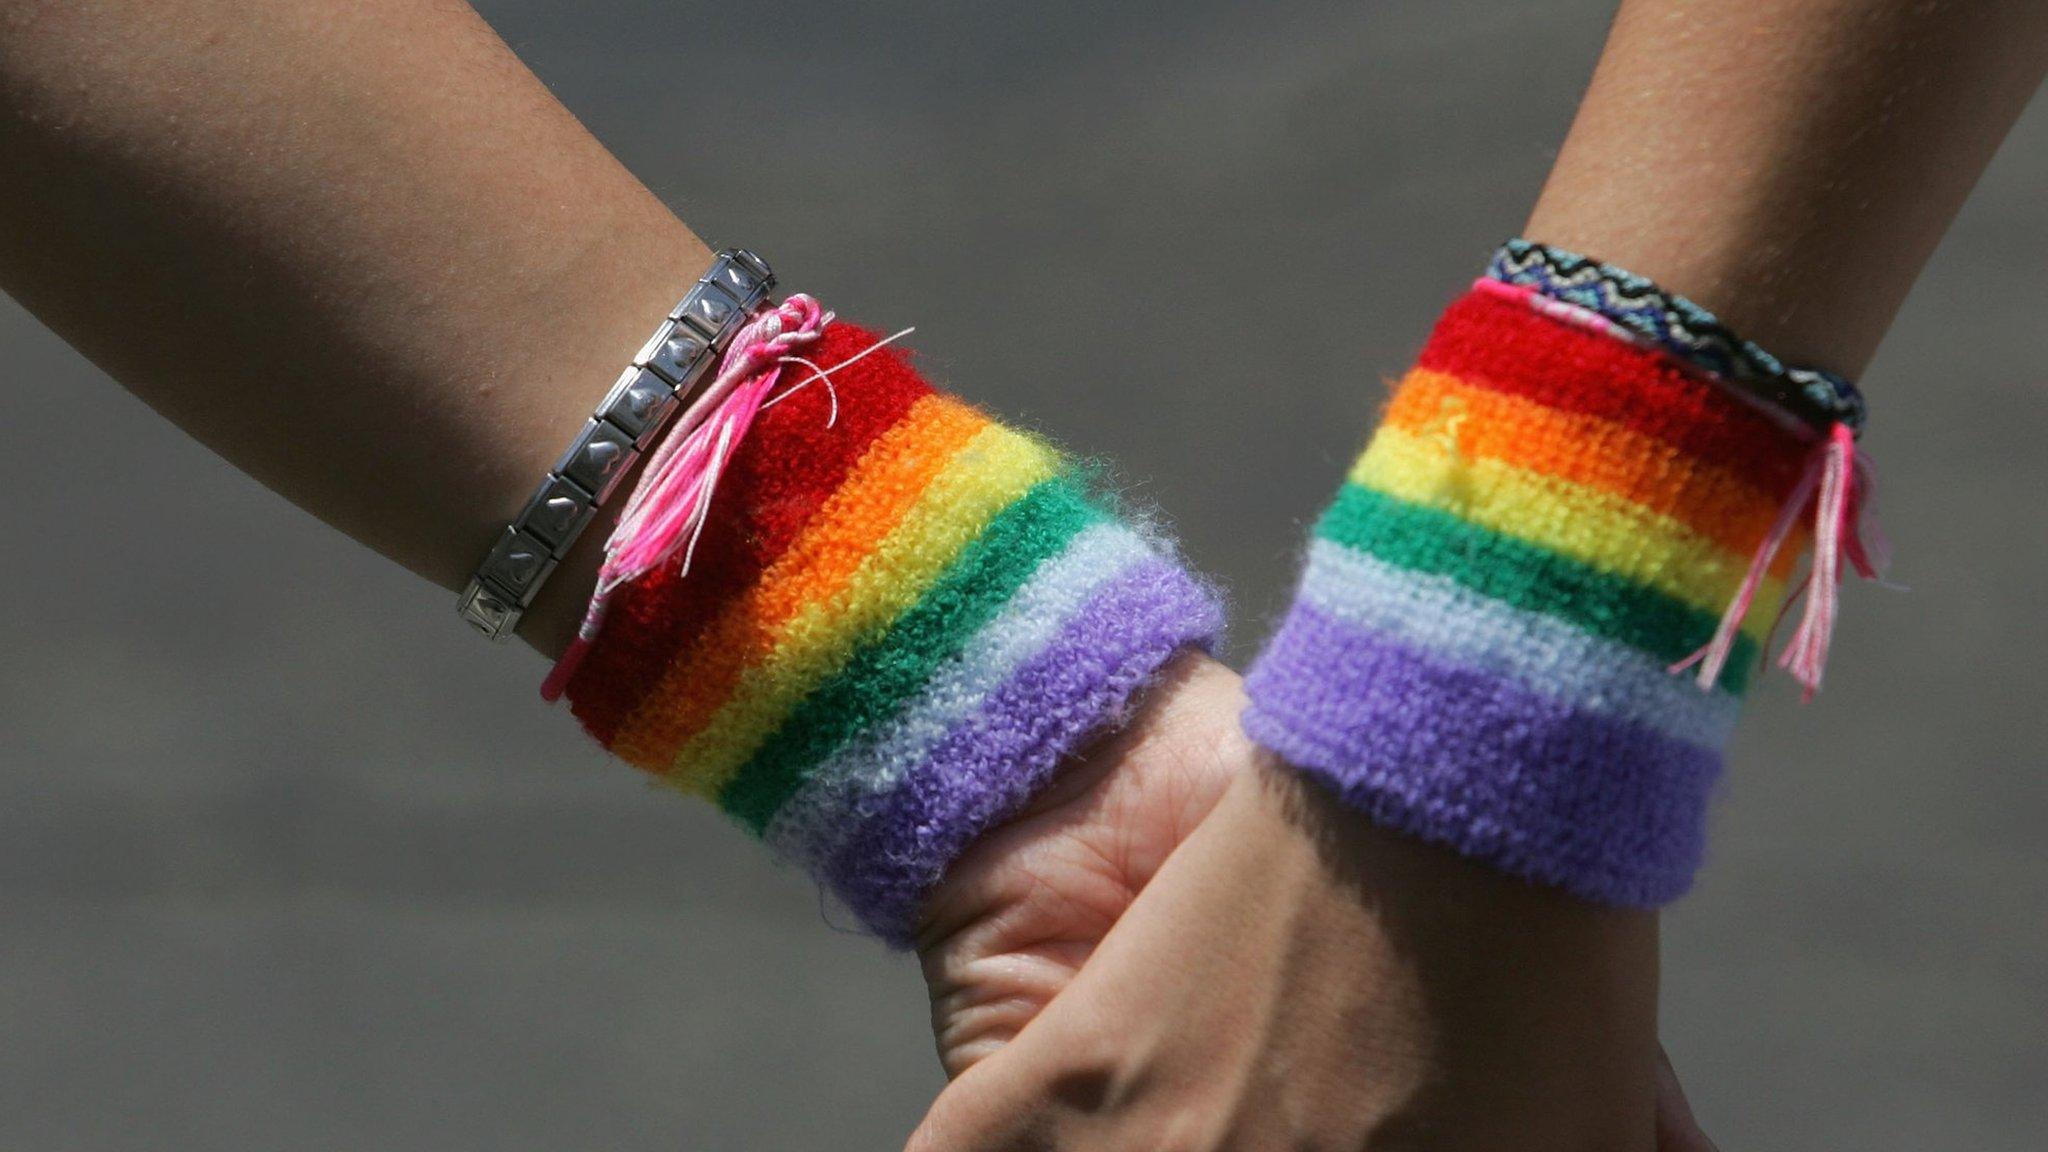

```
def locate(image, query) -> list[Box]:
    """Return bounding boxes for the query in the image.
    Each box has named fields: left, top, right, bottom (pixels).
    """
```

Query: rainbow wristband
left=561, top=321, right=1222, bottom=944
left=1243, top=284, right=1815, bottom=905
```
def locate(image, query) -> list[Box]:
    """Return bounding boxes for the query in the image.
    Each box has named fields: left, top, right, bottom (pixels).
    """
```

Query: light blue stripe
left=1297, top=539, right=1739, bottom=747
left=766, top=522, right=1162, bottom=867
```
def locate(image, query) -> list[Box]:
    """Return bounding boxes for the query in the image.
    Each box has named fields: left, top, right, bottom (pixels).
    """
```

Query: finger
left=1655, top=1045, right=1721, bottom=1152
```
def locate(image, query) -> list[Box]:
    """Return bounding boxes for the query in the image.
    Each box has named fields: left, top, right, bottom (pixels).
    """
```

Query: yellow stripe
left=1387, top=368, right=1793, bottom=568
left=1351, top=426, right=1781, bottom=641
left=610, top=394, right=988, bottom=770
left=664, top=423, right=1062, bottom=795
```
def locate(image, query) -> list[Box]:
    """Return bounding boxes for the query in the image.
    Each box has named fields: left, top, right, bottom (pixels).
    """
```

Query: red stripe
left=1416, top=289, right=1811, bottom=497
left=567, top=322, right=932, bottom=743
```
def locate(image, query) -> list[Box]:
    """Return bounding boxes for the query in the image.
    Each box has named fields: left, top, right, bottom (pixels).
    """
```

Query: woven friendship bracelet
left=1242, top=279, right=1877, bottom=904
left=557, top=319, right=1222, bottom=944
left=1488, top=238, right=1867, bottom=435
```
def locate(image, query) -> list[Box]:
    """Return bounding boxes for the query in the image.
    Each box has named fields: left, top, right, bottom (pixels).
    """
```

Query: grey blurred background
left=3, top=1, right=2044, bottom=1147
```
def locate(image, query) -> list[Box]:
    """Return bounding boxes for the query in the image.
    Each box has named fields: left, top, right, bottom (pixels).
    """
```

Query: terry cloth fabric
left=561, top=321, right=1223, bottom=946
left=1242, top=285, right=1813, bottom=906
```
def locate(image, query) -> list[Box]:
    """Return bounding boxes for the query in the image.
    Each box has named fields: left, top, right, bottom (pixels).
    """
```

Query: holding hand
left=917, top=655, right=1714, bottom=1151
left=6, top=0, right=2041, bottom=1146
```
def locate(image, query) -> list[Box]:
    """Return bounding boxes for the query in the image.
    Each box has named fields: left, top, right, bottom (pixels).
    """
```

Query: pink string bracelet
left=1241, top=273, right=1872, bottom=905
left=541, top=294, right=912, bottom=700
left=1475, top=276, right=1888, bottom=699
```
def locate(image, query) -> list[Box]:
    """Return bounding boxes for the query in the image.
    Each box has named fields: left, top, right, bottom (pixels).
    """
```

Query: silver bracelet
left=458, top=248, right=775, bottom=640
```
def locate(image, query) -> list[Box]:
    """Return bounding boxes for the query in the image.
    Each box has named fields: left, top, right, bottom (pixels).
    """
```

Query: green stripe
left=717, top=475, right=1106, bottom=833
left=1316, top=483, right=1757, bottom=693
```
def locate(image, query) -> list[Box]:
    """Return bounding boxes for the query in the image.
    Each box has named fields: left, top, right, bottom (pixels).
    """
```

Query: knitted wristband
left=1242, top=283, right=1820, bottom=905
left=560, top=320, right=1222, bottom=945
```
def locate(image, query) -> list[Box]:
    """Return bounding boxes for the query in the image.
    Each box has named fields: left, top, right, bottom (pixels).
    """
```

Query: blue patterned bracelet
left=1487, top=239, right=1867, bottom=435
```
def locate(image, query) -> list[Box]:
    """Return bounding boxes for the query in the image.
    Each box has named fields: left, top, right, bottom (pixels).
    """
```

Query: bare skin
left=3, top=1, right=2044, bottom=1149
left=919, top=659, right=1670, bottom=1150
left=914, top=2, right=2048, bottom=1148
left=0, top=0, right=705, bottom=652
left=1526, top=0, right=2048, bottom=378
left=0, top=5, right=1694, bottom=1141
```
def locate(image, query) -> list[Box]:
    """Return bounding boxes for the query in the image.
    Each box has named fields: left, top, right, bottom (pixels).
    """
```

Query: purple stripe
left=1243, top=601, right=1720, bottom=906
left=823, top=559, right=1222, bottom=947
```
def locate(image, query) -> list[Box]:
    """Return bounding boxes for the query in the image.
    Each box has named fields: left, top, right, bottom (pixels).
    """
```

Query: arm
left=0, top=0, right=1240, bottom=1111
left=918, top=2, right=2048, bottom=1148
left=0, top=0, right=706, bottom=655
left=1527, top=0, right=2048, bottom=376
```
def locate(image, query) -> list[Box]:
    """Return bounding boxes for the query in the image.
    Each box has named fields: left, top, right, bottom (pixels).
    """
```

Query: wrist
left=917, top=650, right=1248, bottom=948
left=453, top=229, right=719, bottom=654
left=543, top=312, right=1224, bottom=943
left=1521, top=0, right=2048, bottom=381
left=1232, top=757, right=1664, bottom=1146
left=1516, top=205, right=1881, bottom=380
left=1239, top=235, right=1889, bottom=904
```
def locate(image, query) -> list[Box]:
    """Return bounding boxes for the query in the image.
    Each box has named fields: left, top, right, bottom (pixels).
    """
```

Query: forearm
left=0, top=2, right=1228, bottom=952
left=0, top=0, right=709, bottom=653
left=1330, top=0, right=2048, bottom=912
left=1245, top=5, right=2047, bottom=1129
left=1527, top=0, right=2048, bottom=377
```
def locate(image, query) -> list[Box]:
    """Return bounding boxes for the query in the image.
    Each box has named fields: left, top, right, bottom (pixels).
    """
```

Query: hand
left=915, top=665, right=1720, bottom=1150
left=916, top=653, right=1249, bottom=1075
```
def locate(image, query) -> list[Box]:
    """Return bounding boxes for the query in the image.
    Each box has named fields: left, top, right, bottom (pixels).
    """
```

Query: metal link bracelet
left=457, top=248, right=774, bottom=640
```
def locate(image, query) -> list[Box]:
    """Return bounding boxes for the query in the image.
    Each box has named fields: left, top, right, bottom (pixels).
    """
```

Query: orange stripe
left=1384, top=369, right=1804, bottom=576
left=610, top=395, right=991, bottom=769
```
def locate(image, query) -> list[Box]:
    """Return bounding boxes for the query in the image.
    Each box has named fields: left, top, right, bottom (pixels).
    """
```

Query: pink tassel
left=540, top=299, right=916, bottom=702
left=540, top=295, right=835, bottom=701
left=1672, top=421, right=1883, bottom=699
